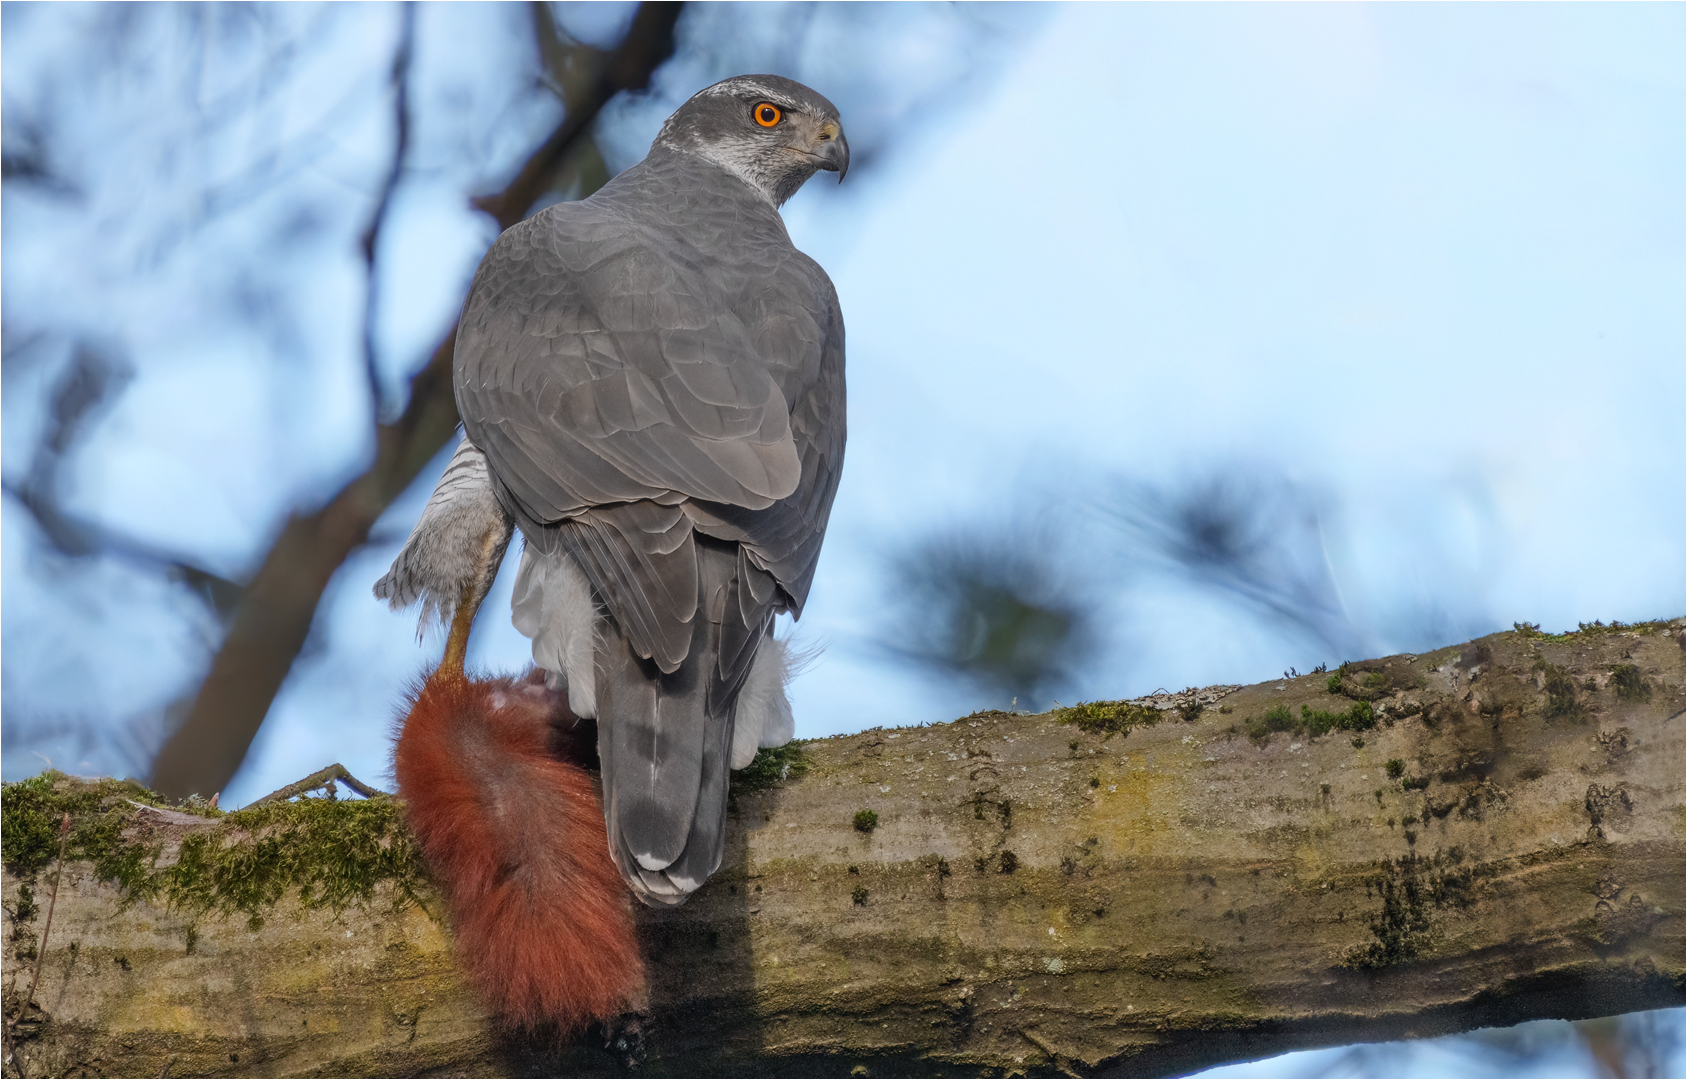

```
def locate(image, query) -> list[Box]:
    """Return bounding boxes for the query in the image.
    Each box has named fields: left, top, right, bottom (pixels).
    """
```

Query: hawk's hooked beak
left=814, top=123, right=849, bottom=182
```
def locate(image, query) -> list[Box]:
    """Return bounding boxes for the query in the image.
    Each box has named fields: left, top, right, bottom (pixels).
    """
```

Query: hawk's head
left=655, top=75, right=849, bottom=206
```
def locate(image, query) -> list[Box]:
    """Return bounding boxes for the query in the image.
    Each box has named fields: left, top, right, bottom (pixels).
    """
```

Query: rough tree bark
left=4, top=622, right=1682, bottom=1078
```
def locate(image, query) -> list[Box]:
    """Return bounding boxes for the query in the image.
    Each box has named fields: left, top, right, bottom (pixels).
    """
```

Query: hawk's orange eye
left=753, top=103, right=782, bottom=128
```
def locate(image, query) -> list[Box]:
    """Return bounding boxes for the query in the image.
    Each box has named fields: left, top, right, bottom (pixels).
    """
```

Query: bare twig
left=1, top=966, right=16, bottom=1072
left=22, top=815, right=70, bottom=1022
left=3, top=477, right=246, bottom=618
left=148, top=2, right=684, bottom=801
left=1020, top=1030, right=1081, bottom=1079
left=247, top=764, right=389, bottom=807
left=7, top=344, right=132, bottom=558
left=359, top=3, right=415, bottom=422
left=5, top=812, right=70, bottom=1077
left=1, top=343, right=246, bottom=625
left=123, top=801, right=220, bottom=827
left=1104, top=472, right=1365, bottom=661
left=471, top=2, right=681, bottom=228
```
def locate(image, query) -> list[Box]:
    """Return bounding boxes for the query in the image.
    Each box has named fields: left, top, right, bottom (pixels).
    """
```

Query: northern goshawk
left=376, top=74, right=848, bottom=908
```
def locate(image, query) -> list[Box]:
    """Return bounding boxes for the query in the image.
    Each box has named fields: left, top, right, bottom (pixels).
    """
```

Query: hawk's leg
left=374, top=435, right=514, bottom=680
left=437, top=517, right=513, bottom=679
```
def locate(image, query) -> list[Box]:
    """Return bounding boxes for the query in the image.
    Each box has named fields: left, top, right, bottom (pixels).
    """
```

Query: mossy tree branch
left=4, top=622, right=1683, bottom=1077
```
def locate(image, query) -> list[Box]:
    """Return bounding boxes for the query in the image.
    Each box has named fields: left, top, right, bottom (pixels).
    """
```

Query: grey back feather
left=448, top=87, right=846, bottom=907
left=457, top=145, right=845, bottom=655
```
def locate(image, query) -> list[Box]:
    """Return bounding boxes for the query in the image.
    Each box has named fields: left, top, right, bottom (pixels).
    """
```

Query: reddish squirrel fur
left=394, top=668, right=646, bottom=1032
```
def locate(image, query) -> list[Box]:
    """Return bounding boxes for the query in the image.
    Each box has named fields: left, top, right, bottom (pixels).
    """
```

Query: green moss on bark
left=2, top=773, right=429, bottom=930
left=1055, top=700, right=1161, bottom=738
left=732, top=743, right=813, bottom=792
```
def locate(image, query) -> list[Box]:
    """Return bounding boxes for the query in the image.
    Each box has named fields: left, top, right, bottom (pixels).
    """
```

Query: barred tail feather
left=394, top=670, right=645, bottom=1032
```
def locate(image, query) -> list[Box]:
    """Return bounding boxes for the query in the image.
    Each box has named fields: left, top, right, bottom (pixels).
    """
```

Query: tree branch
left=1, top=343, right=245, bottom=626
left=147, top=2, right=684, bottom=801
left=247, top=763, right=389, bottom=807
left=359, top=2, right=416, bottom=422
left=11, top=623, right=1683, bottom=1076
left=470, top=2, right=681, bottom=227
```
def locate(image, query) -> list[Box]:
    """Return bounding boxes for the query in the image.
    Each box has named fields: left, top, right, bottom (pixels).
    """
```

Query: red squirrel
left=394, top=667, right=645, bottom=1031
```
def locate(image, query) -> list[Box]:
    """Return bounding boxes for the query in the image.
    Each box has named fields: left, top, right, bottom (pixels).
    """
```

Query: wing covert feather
left=457, top=188, right=803, bottom=517
left=458, top=148, right=844, bottom=663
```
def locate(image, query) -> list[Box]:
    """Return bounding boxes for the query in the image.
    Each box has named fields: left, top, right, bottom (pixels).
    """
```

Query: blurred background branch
left=0, top=0, right=1032, bottom=798
left=1101, top=469, right=1367, bottom=663
left=146, top=1, right=684, bottom=800
left=358, top=3, right=416, bottom=424
left=873, top=520, right=1101, bottom=711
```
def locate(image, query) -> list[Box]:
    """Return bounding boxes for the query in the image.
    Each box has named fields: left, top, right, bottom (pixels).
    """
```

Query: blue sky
left=3, top=0, right=1680, bottom=812
left=215, top=0, right=1684, bottom=802
left=780, top=1, right=1685, bottom=740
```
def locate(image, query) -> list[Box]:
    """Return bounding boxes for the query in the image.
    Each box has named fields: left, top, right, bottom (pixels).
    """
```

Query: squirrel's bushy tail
left=394, top=670, right=645, bottom=1032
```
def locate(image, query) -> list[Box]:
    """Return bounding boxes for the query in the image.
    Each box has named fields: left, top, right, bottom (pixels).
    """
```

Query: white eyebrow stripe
left=697, top=80, right=805, bottom=110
